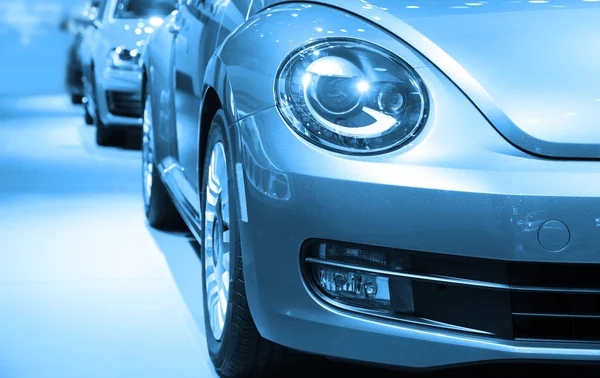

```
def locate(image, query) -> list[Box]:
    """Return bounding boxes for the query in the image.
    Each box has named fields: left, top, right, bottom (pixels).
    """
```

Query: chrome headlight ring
left=275, top=38, right=429, bottom=155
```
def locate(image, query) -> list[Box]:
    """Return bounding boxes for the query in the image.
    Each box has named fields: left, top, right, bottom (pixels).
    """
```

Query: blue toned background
left=0, top=2, right=221, bottom=377
left=0, top=0, right=83, bottom=96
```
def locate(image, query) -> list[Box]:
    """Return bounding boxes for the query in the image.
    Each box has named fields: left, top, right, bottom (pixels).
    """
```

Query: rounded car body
left=141, top=0, right=600, bottom=374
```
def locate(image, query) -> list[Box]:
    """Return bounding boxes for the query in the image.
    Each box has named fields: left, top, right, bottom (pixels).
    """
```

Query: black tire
left=142, top=88, right=184, bottom=230
left=201, top=109, right=297, bottom=378
left=95, top=123, right=117, bottom=146
left=89, top=66, right=120, bottom=147
left=144, top=163, right=185, bottom=230
left=71, top=93, right=83, bottom=105
left=84, top=105, right=93, bottom=125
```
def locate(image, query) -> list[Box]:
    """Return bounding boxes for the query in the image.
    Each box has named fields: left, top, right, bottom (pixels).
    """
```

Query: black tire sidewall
left=84, top=107, right=93, bottom=125
left=92, top=65, right=112, bottom=146
left=200, top=109, right=242, bottom=367
left=90, top=66, right=105, bottom=129
left=141, top=88, right=180, bottom=228
left=95, top=124, right=110, bottom=145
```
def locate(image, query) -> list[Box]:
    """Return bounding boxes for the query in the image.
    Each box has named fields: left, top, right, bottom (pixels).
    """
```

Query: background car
left=66, top=30, right=85, bottom=104
left=79, top=0, right=174, bottom=146
left=64, top=1, right=103, bottom=105
left=141, top=0, right=600, bottom=377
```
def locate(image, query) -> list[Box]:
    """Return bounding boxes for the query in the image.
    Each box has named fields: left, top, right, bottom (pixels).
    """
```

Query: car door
left=146, top=10, right=178, bottom=161
left=171, top=0, right=225, bottom=213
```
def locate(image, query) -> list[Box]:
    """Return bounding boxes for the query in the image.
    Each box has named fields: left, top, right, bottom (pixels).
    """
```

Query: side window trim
left=96, top=0, right=109, bottom=22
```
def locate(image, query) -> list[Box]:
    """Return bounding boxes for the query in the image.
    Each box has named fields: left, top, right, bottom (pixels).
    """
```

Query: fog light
left=316, top=266, right=390, bottom=305
left=308, top=242, right=414, bottom=314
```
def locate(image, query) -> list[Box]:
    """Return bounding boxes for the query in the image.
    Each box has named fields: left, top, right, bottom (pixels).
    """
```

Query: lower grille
left=511, top=291, right=600, bottom=341
left=303, top=240, right=600, bottom=343
left=106, top=91, right=142, bottom=118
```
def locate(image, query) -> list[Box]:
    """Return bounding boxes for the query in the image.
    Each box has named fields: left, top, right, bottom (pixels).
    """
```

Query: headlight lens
left=107, top=46, right=141, bottom=71
left=276, top=39, right=429, bottom=154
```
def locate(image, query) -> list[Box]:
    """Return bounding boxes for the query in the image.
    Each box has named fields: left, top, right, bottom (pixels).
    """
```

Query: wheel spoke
left=221, top=270, right=230, bottom=293
left=222, top=250, right=230, bottom=267
left=222, top=230, right=230, bottom=244
left=206, top=191, right=218, bottom=207
left=217, top=302, right=225, bottom=330
left=142, top=93, right=154, bottom=207
left=208, top=172, right=219, bottom=194
left=203, top=141, right=231, bottom=341
left=219, top=288, right=227, bottom=314
left=209, top=286, right=219, bottom=309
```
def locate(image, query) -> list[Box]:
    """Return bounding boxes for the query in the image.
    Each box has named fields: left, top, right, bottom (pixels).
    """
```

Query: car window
left=91, top=0, right=108, bottom=22
left=185, top=0, right=203, bottom=10
left=113, top=0, right=176, bottom=19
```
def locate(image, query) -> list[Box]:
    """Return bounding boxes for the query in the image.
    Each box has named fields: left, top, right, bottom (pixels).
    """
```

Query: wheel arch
left=198, top=84, right=224, bottom=182
left=197, top=1, right=391, bottom=160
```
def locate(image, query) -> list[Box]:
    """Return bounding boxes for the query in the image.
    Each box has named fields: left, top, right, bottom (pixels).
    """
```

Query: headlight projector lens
left=276, top=39, right=429, bottom=154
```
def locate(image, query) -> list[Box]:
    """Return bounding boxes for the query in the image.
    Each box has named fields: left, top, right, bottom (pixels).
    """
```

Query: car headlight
left=107, top=46, right=141, bottom=71
left=276, top=39, right=429, bottom=154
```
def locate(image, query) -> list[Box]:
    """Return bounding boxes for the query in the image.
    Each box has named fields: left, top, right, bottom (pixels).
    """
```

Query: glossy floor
left=0, top=95, right=217, bottom=378
left=0, top=95, right=593, bottom=378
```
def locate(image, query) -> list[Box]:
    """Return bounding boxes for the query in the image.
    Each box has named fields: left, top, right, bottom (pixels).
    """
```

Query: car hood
left=102, top=18, right=158, bottom=50
left=272, top=0, right=600, bottom=158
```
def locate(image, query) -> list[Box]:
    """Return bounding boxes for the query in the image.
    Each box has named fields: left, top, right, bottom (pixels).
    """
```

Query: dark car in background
left=65, top=1, right=105, bottom=105
left=66, top=30, right=85, bottom=104
left=79, top=0, right=175, bottom=146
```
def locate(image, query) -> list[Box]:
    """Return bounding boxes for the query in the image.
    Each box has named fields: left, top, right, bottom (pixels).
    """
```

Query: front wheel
left=142, top=88, right=184, bottom=230
left=201, top=110, right=298, bottom=378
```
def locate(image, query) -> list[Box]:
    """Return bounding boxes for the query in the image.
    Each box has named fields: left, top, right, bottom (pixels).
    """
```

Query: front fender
left=202, top=2, right=431, bottom=125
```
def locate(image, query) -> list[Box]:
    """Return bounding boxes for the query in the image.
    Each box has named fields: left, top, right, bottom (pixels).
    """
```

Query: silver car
left=141, top=0, right=600, bottom=376
left=80, top=0, right=174, bottom=145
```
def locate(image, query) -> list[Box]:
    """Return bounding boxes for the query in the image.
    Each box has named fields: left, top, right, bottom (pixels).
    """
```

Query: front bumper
left=231, top=67, right=600, bottom=368
left=95, top=68, right=143, bottom=128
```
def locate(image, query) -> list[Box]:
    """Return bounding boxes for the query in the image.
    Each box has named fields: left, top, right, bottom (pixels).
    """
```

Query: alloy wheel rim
left=142, top=93, right=153, bottom=207
left=204, top=142, right=230, bottom=341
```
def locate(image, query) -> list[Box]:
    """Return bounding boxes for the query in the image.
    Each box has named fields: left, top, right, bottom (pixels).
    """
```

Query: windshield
left=113, top=0, right=175, bottom=19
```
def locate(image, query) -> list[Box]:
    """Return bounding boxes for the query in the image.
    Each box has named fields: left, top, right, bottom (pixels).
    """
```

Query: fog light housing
left=306, top=242, right=414, bottom=314
left=315, top=267, right=392, bottom=309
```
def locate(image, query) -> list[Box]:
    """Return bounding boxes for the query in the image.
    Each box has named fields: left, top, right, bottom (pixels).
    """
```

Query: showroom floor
left=0, top=95, right=594, bottom=378
left=0, top=95, right=405, bottom=378
left=0, top=95, right=219, bottom=378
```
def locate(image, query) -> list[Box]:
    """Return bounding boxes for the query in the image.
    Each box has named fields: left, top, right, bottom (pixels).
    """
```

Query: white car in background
left=80, top=0, right=175, bottom=146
